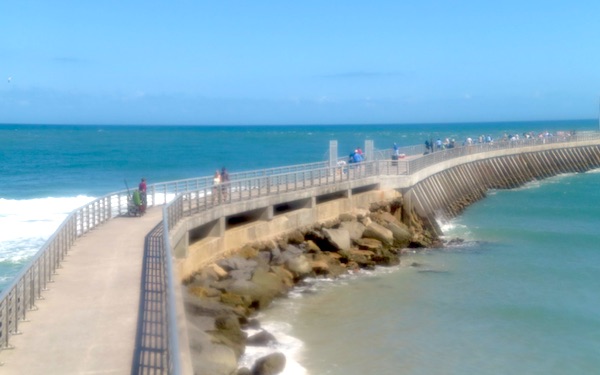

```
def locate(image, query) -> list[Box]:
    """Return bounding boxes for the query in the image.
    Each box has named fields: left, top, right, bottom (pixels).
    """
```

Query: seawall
left=400, top=144, right=600, bottom=224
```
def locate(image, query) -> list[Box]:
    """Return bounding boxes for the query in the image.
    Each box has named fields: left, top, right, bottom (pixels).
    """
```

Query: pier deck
left=0, top=207, right=163, bottom=375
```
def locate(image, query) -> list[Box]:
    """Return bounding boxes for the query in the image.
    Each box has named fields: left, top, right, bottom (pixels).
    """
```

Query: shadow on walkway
left=131, top=223, right=169, bottom=375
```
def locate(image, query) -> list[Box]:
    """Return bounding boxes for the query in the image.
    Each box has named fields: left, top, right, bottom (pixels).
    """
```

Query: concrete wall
left=174, top=188, right=401, bottom=281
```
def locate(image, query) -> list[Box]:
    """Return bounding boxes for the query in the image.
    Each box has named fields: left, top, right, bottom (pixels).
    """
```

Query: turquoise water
left=2, top=120, right=599, bottom=374
left=256, top=171, right=600, bottom=374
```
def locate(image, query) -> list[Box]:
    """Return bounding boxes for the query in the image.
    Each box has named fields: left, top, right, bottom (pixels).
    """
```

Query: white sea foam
left=239, top=319, right=308, bottom=374
left=0, top=195, right=96, bottom=263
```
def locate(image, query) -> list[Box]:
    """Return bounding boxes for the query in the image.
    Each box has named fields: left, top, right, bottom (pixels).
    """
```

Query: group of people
left=130, top=177, right=147, bottom=216
left=212, top=167, right=230, bottom=203
left=348, top=147, right=364, bottom=163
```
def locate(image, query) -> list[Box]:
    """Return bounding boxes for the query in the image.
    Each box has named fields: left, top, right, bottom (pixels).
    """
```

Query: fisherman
left=138, top=178, right=147, bottom=214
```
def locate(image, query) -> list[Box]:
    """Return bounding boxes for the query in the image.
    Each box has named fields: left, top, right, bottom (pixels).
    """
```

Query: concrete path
left=0, top=207, right=163, bottom=375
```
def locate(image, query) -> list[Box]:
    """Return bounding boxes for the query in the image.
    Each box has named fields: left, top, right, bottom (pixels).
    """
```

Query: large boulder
left=209, top=315, right=247, bottom=359
left=251, top=352, right=286, bottom=375
left=322, top=228, right=351, bottom=251
left=339, top=221, right=366, bottom=241
left=385, top=221, right=412, bottom=247
left=247, top=329, right=278, bottom=346
left=362, top=222, right=394, bottom=246
left=285, top=254, right=312, bottom=279
left=187, top=318, right=238, bottom=375
left=251, top=268, right=288, bottom=298
left=311, top=252, right=346, bottom=278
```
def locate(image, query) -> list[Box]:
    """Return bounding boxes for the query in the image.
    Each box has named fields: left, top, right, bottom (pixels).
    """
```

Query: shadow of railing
left=131, top=223, right=168, bottom=375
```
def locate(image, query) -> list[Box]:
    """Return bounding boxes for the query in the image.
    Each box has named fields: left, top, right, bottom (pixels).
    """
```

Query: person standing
left=220, top=167, right=230, bottom=201
left=138, top=178, right=147, bottom=213
left=212, top=170, right=221, bottom=204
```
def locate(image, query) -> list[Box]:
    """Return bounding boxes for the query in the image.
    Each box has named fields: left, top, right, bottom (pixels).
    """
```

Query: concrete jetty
left=1, top=134, right=600, bottom=374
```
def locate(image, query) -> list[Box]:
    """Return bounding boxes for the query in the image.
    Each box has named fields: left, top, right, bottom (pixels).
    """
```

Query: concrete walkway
left=0, top=207, right=163, bottom=375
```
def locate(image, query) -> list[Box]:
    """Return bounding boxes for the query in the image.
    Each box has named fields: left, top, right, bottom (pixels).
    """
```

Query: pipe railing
left=2, top=130, right=600, bottom=373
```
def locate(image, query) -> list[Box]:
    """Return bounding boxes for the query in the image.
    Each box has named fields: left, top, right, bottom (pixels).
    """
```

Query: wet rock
left=251, top=352, right=286, bottom=375
left=209, top=315, right=247, bottom=359
left=247, top=329, right=278, bottom=346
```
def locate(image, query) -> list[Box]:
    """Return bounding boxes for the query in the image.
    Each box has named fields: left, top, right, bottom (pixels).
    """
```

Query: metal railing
left=2, top=130, right=600, bottom=373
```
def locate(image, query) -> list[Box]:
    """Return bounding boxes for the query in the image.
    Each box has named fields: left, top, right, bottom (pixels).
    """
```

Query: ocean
left=2, top=120, right=599, bottom=374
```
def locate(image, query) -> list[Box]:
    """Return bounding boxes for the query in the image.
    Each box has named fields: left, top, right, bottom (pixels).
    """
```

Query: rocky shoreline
left=182, top=198, right=442, bottom=375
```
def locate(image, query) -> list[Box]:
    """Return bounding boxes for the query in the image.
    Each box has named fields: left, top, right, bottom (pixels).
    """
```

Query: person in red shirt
left=138, top=178, right=147, bottom=213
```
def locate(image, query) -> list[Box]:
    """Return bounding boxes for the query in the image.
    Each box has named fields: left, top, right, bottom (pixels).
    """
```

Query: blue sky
left=2, top=1, right=600, bottom=125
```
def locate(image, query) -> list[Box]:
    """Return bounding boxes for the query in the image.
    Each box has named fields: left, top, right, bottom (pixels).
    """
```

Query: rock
left=353, top=208, right=370, bottom=219
left=283, top=244, right=303, bottom=257
left=338, top=212, right=356, bottom=222
left=311, top=260, right=330, bottom=275
left=360, top=216, right=372, bottom=227
left=237, top=368, right=252, bottom=375
left=304, top=240, right=321, bottom=253
left=372, top=248, right=400, bottom=266
left=184, top=290, right=237, bottom=318
left=285, top=255, right=312, bottom=278
left=230, top=269, right=253, bottom=281
left=188, top=319, right=238, bottom=375
left=362, top=222, right=394, bottom=246
left=218, top=256, right=258, bottom=272
left=354, top=238, right=383, bottom=251
left=208, top=263, right=229, bottom=279
left=247, top=329, right=278, bottom=346
left=209, top=315, right=247, bottom=359
left=311, top=252, right=346, bottom=278
left=188, top=285, right=222, bottom=299
left=286, top=229, right=305, bottom=244
left=322, top=228, right=351, bottom=251
left=385, top=221, right=412, bottom=247
left=270, top=265, right=295, bottom=288
left=339, top=221, right=366, bottom=241
left=251, top=352, right=286, bottom=375
left=239, top=244, right=259, bottom=259
left=343, top=249, right=376, bottom=269
left=220, top=292, right=251, bottom=310
left=370, top=211, right=398, bottom=226
left=251, top=268, right=287, bottom=298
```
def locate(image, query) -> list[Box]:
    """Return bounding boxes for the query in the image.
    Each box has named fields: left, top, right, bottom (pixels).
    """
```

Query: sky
left=2, top=1, right=600, bottom=125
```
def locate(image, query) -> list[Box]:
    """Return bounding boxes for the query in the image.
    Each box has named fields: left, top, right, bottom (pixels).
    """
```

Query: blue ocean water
left=255, top=171, right=600, bottom=375
left=1, top=120, right=599, bottom=374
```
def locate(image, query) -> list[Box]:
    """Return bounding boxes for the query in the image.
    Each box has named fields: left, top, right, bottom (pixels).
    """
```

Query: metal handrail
left=2, top=130, right=599, bottom=373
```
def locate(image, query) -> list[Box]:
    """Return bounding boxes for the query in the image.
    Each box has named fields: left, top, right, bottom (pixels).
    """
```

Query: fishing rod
left=124, top=179, right=131, bottom=196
